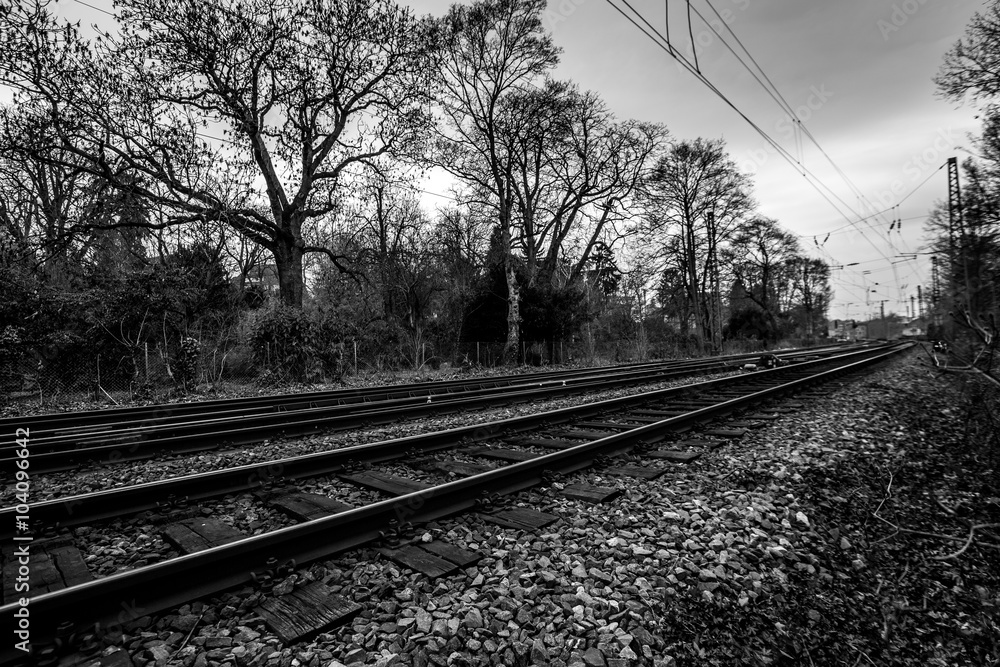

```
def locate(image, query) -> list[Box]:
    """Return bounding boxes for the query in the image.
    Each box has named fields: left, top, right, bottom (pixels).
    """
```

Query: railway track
left=0, top=344, right=862, bottom=473
left=1, top=342, right=908, bottom=665
left=1, top=343, right=857, bottom=435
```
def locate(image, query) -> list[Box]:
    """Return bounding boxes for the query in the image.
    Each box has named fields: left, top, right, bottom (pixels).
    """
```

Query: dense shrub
left=725, top=307, right=777, bottom=342
left=174, top=336, right=201, bottom=392
left=248, top=304, right=345, bottom=382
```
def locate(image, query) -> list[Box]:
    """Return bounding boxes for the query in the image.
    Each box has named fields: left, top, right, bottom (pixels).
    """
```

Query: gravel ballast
left=54, top=350, right=1000, bottom=666
left=30, top=370, right=741, bottom=502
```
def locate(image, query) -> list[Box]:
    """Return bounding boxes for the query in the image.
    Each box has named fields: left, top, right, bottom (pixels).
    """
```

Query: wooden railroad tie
left=702, top=427, right=749, bottom=438
left=623, top=415, right=674, bottom=424
left=557, top=429, right=619, bottom=441
left=723, top=420, right=767, bottom=429
left=669, top=400, right=723, bottom=407
left=268, top=493, right=353, bottom=522
left=339, top=471, right=431, bottom=497
left=672, top=438, right=726, bottom=450
left=560, top=483, right=622, bottom=504
left=645, top=450, right=702, bottom=464
left=505, top=436, right=580, bottom=450
left=2, top=538, right=92, bottom=604
left=479, top=507, right=559, bottom=531
left=574, top=421, right=636, bottom=431
left=429, top=461, right=496, bottom=476
left=161, top=518, right=245, bottom=554
left=256, top=582, right=362, bottom=644
left=601, top=464, right=668, bottom=480
left=464, top=448, right=538, bottom=462
left=378, top=541, right=483, bottom=579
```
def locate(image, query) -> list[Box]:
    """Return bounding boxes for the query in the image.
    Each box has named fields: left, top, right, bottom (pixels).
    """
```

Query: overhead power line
left=686, top=3, right=932, bottom=256
left=801, top=164, right=944, bottom=240
left=617, top=0, right=943, bottom=306
left=611, top=5, right=873, bottom=231
left=610, top=0, right=929, bottom=282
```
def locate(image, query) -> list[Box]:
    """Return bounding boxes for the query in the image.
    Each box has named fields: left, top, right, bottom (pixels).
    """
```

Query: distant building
left=828, top=319, right=865, bottom=341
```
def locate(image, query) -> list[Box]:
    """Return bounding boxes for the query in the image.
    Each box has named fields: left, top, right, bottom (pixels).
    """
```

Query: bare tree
left=934, top=5, right=1000, bottom=361
left=935, top=1, right=1000, bottom=102
left=431, top=0, right=560, bottom=362
left=1, top=0, right=436, bottom=308
left=641, top=138, right=754, bottom=350
left=499, top=82, right=665, bottom=288
left=351, top=175, right=433, bottom=327
left=787, top=256, right=832, bottom=337
left=723, top=216, right=801, bottom=333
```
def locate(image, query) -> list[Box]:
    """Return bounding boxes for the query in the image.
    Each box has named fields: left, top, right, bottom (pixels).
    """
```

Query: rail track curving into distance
left=0, top=342, right=910, bottom=665
left=0, top=344, right=863, bottom=473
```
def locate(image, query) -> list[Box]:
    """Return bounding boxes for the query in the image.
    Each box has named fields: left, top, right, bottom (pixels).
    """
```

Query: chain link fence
left=2, top=334, right=814, bottom=412
left=1, top=341, right=316, bottom=408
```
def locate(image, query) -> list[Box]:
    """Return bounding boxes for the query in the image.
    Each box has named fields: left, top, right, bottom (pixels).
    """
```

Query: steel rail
left=0, top=343, right=909, bottom=665
left=8, top=353, right=757, bottom=445
left=1, top=358, right=685, bottom=435
left=0, top=343, right=859, bottom=437
left=2, top=346, right=871, bottom=472
left=2, top=358, right=749, bottom=473
left=0, top=344, right=903, bottom=538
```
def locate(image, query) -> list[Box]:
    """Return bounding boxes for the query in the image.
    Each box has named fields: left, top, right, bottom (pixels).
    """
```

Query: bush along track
left=33, top=350, right=1000, bottom=667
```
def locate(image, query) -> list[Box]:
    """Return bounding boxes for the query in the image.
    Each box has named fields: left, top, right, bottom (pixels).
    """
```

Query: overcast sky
left=407, top=0, right=986, bottom=322
left=52, top=0, right=987, bottom=322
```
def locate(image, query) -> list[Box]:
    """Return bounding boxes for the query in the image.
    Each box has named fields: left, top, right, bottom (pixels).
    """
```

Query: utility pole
left=931, top=257, right=941, bottom=327
left=910, top=295, right=915, bottom=321
left=917, top=285, right=923, bottom=318
left=948, top=156, right=974, bottom=313
left=802, top=262, right=812, bottom=337
left=706, top=210, right=722, bottom=352
left=880, top=300, right=887, bottom=338
left=947, top=157, right=960, bottom=286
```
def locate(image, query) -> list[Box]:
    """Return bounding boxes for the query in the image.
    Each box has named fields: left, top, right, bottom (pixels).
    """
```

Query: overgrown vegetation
left=1, top=0, right=837, bottom=404
left=927, top=2, right=1000, bottom=371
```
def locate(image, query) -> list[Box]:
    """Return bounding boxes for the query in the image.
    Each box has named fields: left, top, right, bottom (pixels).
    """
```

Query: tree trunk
left=502, top=226, right=521, bottom=364
left=273, top=236, right=305, bottom=308
left=683, top=219, right=705, bottom=353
